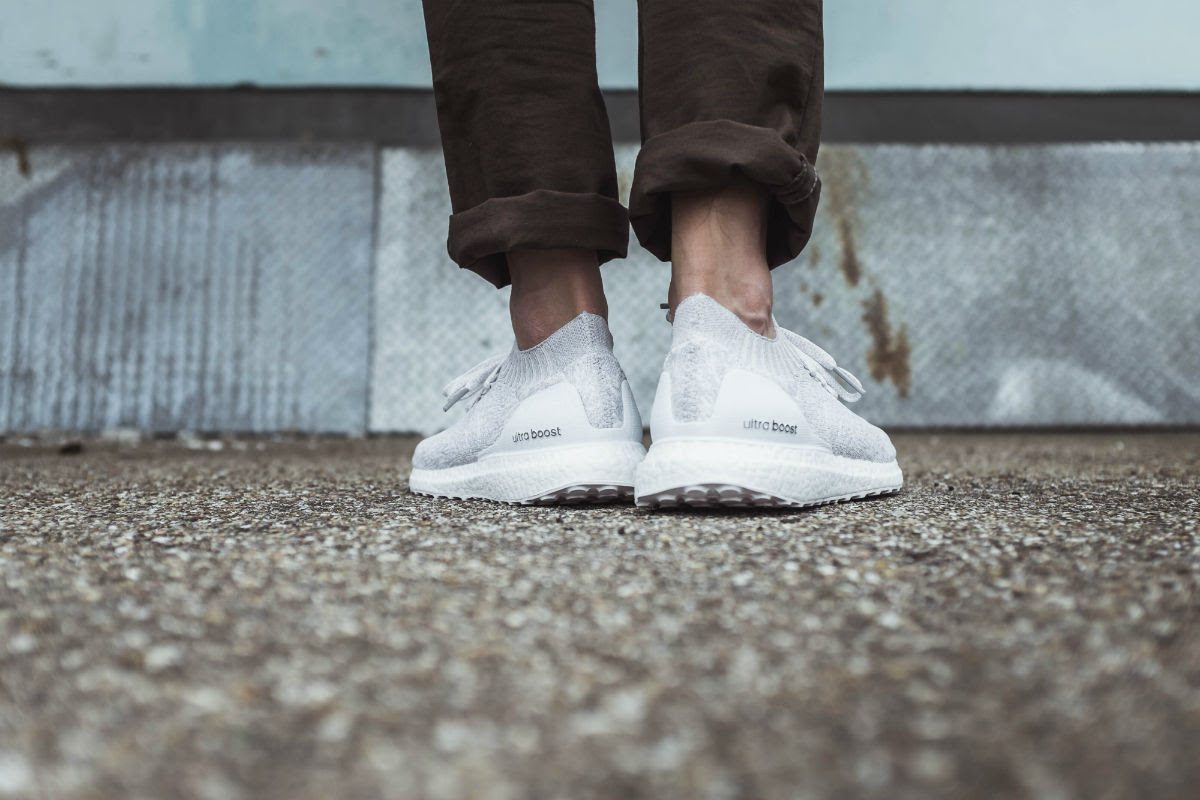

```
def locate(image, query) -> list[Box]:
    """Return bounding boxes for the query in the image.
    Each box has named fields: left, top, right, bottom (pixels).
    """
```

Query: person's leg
left=508, top=249, right=607, bottom=349
left=631, top=0, right=823, bottom=328
left=412, top=1, right=644, bottom=504
left=631, top=1, right=903, bottom=509
left=421, top=0, right=625, bottom=345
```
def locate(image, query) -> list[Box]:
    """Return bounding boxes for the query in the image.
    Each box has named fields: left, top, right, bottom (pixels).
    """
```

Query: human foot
left=635, top=294, right=902, bottom=508
left=410, top=312, right=644, bottom=504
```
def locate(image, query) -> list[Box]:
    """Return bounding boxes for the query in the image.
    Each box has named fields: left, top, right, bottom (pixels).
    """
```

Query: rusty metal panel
left=371, top=143, right=1200, bottom=432
left=793, top=144, right=1200, bottom=426
left=0, top=144, right=375, bottom=433
left=3, top=142, right=1197, bottom=435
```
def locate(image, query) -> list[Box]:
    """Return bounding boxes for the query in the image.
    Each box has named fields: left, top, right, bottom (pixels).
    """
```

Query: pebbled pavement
left=1, top=433, right=1198, bottom=799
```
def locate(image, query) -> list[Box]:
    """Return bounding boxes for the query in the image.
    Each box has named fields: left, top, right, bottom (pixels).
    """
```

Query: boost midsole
left=635, top=438, right=902, bottom=503
left=410, top=440, right=646, bottom=502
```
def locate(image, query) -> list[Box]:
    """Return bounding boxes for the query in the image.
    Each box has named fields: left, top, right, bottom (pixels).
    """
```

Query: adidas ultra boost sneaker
left=409, top=312, right=644, bottom=504
left=635, top=294, right=902, bottom=508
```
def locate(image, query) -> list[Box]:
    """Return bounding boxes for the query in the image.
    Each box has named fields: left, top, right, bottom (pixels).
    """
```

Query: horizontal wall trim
left=2, top=89, right=1199, bottom=145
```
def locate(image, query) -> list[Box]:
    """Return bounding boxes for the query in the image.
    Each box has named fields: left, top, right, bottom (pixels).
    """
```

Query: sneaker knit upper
left=413, top=313, right=627, bottom=470
left=666, top=294, right=896, bottom=463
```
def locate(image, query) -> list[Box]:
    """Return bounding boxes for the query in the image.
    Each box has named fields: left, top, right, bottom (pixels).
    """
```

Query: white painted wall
left=0, top=0, right=1196, bottom=90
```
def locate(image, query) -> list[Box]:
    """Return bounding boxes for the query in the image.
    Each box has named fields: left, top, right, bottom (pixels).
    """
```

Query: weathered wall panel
left=369, top=149, right=514, bottom=434
left=3, top=142, right=1197, bottom=435
left=0, top=144, right=375, bottom=433
left=371, top=143, right=1200, bottom=433
left=780, top=144, right=1200, bottom=426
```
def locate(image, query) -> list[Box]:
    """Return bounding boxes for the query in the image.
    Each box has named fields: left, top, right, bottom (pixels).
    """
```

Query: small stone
left=0, top=751, right=33, bottom=794
left=144, top=644, right=183, bottom=673
left=7, top=634, right=36, bottom=655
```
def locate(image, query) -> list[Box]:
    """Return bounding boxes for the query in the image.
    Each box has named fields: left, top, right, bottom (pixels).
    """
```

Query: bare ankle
left=669, top=179, right=775, bottom=336
left=509, top=249, right=608, bottom=349
left=669, top=275, right=773, bottom=336
left=723, top=289, right=773, bottom=336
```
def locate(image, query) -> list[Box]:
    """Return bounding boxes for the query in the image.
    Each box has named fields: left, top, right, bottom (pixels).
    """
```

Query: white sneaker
left=635, top=294, right=903, bottom=508
left=409, top=313, right=645, bottom=504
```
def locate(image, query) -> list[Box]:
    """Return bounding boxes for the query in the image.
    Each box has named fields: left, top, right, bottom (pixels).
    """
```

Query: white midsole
left=635, top=438, right=902, bottom=506
left=410, top=440, right=646, bottom=503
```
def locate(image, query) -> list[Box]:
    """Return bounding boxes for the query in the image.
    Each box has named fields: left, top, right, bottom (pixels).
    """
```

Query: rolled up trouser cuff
left=629, top=120, right=822, bottom=268
left=447, top=189, right=631, bottom=288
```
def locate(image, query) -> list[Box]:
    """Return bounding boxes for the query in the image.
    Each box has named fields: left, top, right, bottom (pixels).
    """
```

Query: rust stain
left=0, top=137, right=32, bottom=177
left=861, top=289, right=911, bottom=398
left=816, top=148, right=870, bottom=288
left=836, top=217, right=861, bottom=287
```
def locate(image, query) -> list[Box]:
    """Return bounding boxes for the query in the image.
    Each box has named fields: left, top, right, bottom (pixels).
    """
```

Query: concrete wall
left=3, top=142, right=1198, bottom=434
left=2, top=0, right=1199, bottom=90
left=0, top=145, right=375, bottom=433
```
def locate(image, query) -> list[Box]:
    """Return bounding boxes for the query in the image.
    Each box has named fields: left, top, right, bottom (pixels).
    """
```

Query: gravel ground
left=1, top=433, right=1198, bottom=800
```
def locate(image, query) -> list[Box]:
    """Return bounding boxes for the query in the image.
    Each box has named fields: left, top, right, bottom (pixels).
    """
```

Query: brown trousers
left=421, top=0, right=824, bottom=288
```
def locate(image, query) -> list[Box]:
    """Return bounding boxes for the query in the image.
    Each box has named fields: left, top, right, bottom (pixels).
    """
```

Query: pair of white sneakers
left=409, top=294, right=902, bottom=508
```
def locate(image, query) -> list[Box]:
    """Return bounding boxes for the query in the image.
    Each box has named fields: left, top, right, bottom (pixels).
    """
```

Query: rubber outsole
left=635, top=482, right=900, bottom=510
left=408, top=483, right=634, bottom=506
left=409, top=441, right=644, bottom=506
left=528, top=483, right=634, bottom=505
left=634, top=439, right=902, bottom=510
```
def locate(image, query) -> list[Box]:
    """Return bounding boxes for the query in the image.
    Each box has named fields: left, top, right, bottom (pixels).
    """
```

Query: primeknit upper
left=412, top=313, right=626, bottom=470
left=666, top=294, right=896, bottom=463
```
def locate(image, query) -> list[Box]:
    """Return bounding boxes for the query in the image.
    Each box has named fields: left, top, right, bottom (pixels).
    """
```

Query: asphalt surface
left=1, top=433, right=1198, bottom=799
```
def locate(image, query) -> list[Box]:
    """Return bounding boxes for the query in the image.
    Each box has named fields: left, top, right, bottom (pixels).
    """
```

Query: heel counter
left=651, top=367, right=824, bottom=448
left=484, top=376, right=640, bottom=458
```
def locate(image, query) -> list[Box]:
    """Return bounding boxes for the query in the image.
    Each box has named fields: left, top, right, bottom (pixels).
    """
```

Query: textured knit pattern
left=413, top=313, right=626, bottom=470
left=666, top=295, right=896, bottom=463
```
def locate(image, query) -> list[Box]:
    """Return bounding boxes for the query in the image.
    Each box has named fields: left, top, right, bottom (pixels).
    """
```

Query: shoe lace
left=782, top=329, right=865, bottom=403
left=441, top=353, right=506, bottom=412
